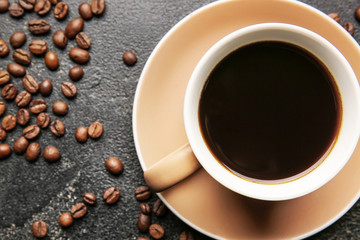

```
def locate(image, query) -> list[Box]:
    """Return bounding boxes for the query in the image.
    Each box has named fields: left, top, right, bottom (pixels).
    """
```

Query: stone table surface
left=0, top=0, right=360, bottom=239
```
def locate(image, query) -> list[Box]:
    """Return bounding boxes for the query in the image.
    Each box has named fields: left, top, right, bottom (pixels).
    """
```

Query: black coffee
left=199, top=41, right=342, bottom=181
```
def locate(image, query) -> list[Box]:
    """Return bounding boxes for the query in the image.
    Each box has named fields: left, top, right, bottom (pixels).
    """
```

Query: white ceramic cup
left=144, top=23, right=360, bottom=201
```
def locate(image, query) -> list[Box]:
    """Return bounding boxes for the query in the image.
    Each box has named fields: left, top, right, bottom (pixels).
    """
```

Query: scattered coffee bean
left=69, top=66, right=84, bottom=81
left=39, top=79, right=52, bottom=97
left=1, top=115, right=16, bottom=131
left=65, top=17, right=84, bottom=39
left=37, top=112, right=50, bottom=128
left=79, top=2, right=93, bottom=20
left=15, top=91, right=32, bottom=107
left=123, top=50, right=137, bottom=66
left=0, top=70, right=10, bottom=85
left=26, top=142, right=41, bottom=161
left=69, top=47, right=90, bottom=64
left=18, top=0, right=36, bottom=11
left=75, top=126, right=88, bottom=143
left=9, top=31, right=26, bottom=48
left=43, top=145, right=60, bottom=162
left=149, top=224, right=165, bottom=239
left=29, top=99, right=47, bottom=114
left=103, top=187, right=120, bottom=204
left=0, top=128, right=6, bottom=141
left=45, top=51, right=59, bottom=70
left=70, top=202, right=87, bottom=218
left=0, top=40, right=9, bottom=57
left=8, top=4, right=24, bottom=18
left=0, top=144, right=11, bottom=159
left=59, top=212, right=73, bottom=227
left=328, top=12, right=340, bottom=23
left=88, top=121, right=103, bottom=138
left=76, top=32, right=91, bottom=49
left=13, top=136, right=29, bottom=154
left=50, top=120, right=65, bottom=136
left=0, top=102, right=6, bottom=116
left=356, top=7, right=360, bottom=21
left=137, top=213, right=151, bottom=233
left=83, top=192, right=97, bottom=205
left=343, top=22, right=355, bottom=35
left=7, top=62, right=26, bottom=77
left=61, top=82, right=77, bottom=98
left=179, top=231, right=195, bottom=240
left=54, top=2, right=68, bottom=20
left=23, top=75, right=39, bottom=94
left=32, top=221, right=47, bottom=238
left=153, top=199, right=167, bottom=217
left=140, top=203, right=151, bottom=215
left=0, top=0, right=9, bottom=13
left=34, top=0, right=51, bottom=15
left=13, top=49, right=31, bottom=66
left=105, top=157, right=123, bottom=175
left=29, top=40, right=48, bottom=55
left=91, top=0, right=105, bottom=15
left=50, top=0, right=60, bottom=5
left=28, top=19, right=51, bottom=35
left=52, top=30, right=68, bottom=48
left=17, top=108, right=31, bottom=126
left=52, top=101, right=68, bottom=115
left=23, top=125, right=40, bottom=139
left=135, top=186, right=151, bottom=201
left=2, top=83, right=18, bottom=100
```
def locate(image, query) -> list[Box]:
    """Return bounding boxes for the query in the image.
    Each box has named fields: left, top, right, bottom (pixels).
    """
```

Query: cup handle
left=143, top=143, right=201, bottom=192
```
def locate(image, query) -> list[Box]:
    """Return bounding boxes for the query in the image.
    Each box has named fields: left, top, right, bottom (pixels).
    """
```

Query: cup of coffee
left=144, top=23, right=360, bottom=201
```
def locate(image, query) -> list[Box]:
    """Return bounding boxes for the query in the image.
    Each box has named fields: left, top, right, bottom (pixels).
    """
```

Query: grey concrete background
left=0, top=0, right=360, bottom=239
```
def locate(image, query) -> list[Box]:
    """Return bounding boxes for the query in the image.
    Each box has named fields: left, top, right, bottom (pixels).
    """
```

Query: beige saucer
left=133, top=0, right=360, bottom=239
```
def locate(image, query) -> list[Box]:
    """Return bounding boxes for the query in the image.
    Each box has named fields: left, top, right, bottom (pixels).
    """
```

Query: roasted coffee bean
left=0, top=0, right=9, bottom=13
left=34, top=0, right=51, bottom=15
left=23, top=75, right=39, bottom=94
left=88, top=121, right=103, bottom=138
left=50, top=0, right=61, bottom=4
left=52, top=30, right=68, bottom=48
left=356, top=7, right=360, bottom=21
left=1, top=115, right=16, bottom=131
left=18, top=0, right=36, bottom=10
left=29, top=40, right=48, bottom=55
left=10, top=31, right=26, bottom=48
left=65, top=18, right=84, bottom=39
left=50, top=120, right=65, bottom=136
left=59, top=212, right=73, bottom=227
left=45, top=51, right=59, bottom=70
left=0, top=71, right=10, bottom=85
left=123, top=50, right=137, bottom=66
left=15, top=91, right=32, bottom=107
left=61, top=82, right=77, bottom=98
left=179, top=231, right=195, bottom=240
left=149, top=224, right=165, bottom=239
left=17, top=108, right=31, bottom=126
left=69, top=65, right=84, bottom=81
left=32, top=221, right=47, bottom=238
left=0, top=128, right=6, bottom=141
left=70, top=202, right=87, bottom=218
left=328, top=12, right=340, bottom=23
left=343, top=22, right=355, bottom=35
left=91, top=0, right=105, bottom=15
left=37, top=113, right=50, bottom=128
left=13, top=49, right=31, bottom=66
left=76, top=32, right=91, bottom=49
left=137, top=213, right=151, bottom=233
left=69, top=47, right=90, bottom=64
left=13, top=136, right=29, bottom=154
left=0, top=40, right=9, bottom=57
left=28, top=19, right=51, bottom=35
left=43, top=145, right=60, bottom=162
left=2, top=83, right=17, bottom=100
left=0, top=102, right=5, bottom=116
left=7, top=63, right=26, bottom=77
left=75, top=126, right=88, bottom=143
left=78, top=2, right=93, bottom=20
left=103, top=187, right=120, bottom=204
left=83, top=192, right=97, bottom=205
left=153, top=199, right=167, bottom=217
left=54, top=2, right=68, bottom=20
left=26, top=142, right=40, bottom=161
left=135, top=186, right=151, bottom=201
left=29, top=99, right=47, bottom=114
left=39, top=79, right=52, bottom=97
left=52, top=101, right=68, bottom=115
left=137, top=238, right=150, bottom=240
left=105, top=157, right=123, bottom=175
left=0, top=144, right=11, bottom=159
left=140, top=203, right=151, bottom=215
left=23, top=125, right=40, bottom=139
left=9, top=4, right=24, bottom=18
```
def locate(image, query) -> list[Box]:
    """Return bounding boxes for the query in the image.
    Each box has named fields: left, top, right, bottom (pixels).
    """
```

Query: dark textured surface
left=0, top=0, right=360, bottom=239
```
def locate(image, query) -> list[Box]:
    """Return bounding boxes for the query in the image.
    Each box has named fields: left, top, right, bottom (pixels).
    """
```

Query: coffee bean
left=34, top=0, right=51, bottom=15
left=59, top=212, right=73, bottom=227
left=105, top=157, right=123, bottom=175
left=61, top=82, right=77, bottom=98
left=15, top=91, right=32, bottom=107
left=0, top=144, right=11, bottom=159
left=7, top=63, right=26, bottom=77
left=8, top=4, right=24, bottom=18
left=0, top=128, right=6, bottom=141
left=23, top=75, right=39, bottom=94
left=137, top=238, right=150, bottom=240
left=0, top=0, right=9, bottom=13
left=54, top=2, right=68, bottom=20
left=149, top=224, right=165, bottom=239
left=29, top=99, right=47, bottom=114
left=91, top=0, right=105, bottom=15
left=1, top=115, right=16, bottom=131
left=70, top=202, right=87, bottom=218
left=50, top=0, right=60, bottom=4
left=0, top=40, right=9, bottom=57
left=50, top=120, right=65, bottom=136
left=13, top=49, right=31, bottom=66
left=83, top=192, right=97, bottom=205
left=69, top=65, right=84, bottom=81
left=13, top=136, right=29, bottom=154
left=65, top=18, right=84, bottom=39
left=23, top=125, right=40, bottom=139
left=103, top=187, right=120, bottom=204
left=39, top=79, right=52, bottom=97
left=0, top=70, right=10, bottom=85
left=18, top=0, right=36, bottom=10
left=88, top=121, right=103, bottom=138
left=75, top=126, right=88, bottom=143
left=135, top=186, right=151, bottom=201
left=153, top=199, right=167, bottom=217
left=28, top=19, right=51, bottom=35
left=78, top=2, right=93, bottom=20
left=69, top=47, right=90, bottom=64
left=37, top=113, right=50, bottom=128
left=52, top=101, right=68, bottom=115
left=45, top=51, right=59, bottom=70
left=328, top=13, right=340, bottom=23
left=26, top=142, right=41, bottom=161
left=179, top=231, right=195, bottom=240
left=32, top=221, right=47, bottom=238
left=52, top=30, right=68, bottom=48
left=10, top=31, right=26, bottom=48
left=0, top=102, right=6, bottom=116
left=343, top=22, right=355, bottom=35
left=29, top=40, right=48, bottom=55
left=76, top=32, right=91, bottom=49
left=2, top=83, right=17, bottom=100
left=43, top=145, right=60, bottom=162
left=137, top=213, right=151, bottom=233
left=123, top=50, right=137, bottom=66
left=140, top=203, right=151, bottom=215
left=17, top=108, right=31, bottom=126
